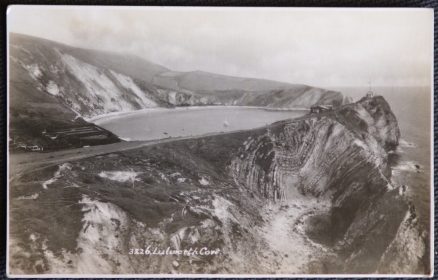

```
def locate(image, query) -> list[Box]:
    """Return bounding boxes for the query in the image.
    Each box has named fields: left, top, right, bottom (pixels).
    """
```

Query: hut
left=365, top=90, right=374, bottom=98
left=310, top=105, right=333, bottom=114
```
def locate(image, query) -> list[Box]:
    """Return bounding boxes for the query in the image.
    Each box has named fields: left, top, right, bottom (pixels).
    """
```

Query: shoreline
left=87, top=105, right=310, bottom=124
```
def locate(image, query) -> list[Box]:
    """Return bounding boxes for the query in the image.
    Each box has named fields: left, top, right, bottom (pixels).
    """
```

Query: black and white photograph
left=6, top=6, right=433, bottom=276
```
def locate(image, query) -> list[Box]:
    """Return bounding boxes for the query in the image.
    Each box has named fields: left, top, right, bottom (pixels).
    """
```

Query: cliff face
left=230, top=96, right=426, bottom=273
left=231, top=96, right=398, bottom=200
left=9, top=34, right=163, bottom=119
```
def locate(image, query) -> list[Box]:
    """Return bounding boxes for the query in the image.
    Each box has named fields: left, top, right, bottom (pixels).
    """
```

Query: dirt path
left=9, top=129, right=251, bottom=181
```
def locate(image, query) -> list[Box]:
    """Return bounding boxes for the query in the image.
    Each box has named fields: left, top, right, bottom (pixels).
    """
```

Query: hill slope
left=9, top=33, right=350, bottom=149
left=10, top=33, right=348, bottom=115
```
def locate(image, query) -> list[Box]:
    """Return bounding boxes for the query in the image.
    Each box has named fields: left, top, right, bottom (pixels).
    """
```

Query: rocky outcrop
left=230, top=96, right=427, bottom=273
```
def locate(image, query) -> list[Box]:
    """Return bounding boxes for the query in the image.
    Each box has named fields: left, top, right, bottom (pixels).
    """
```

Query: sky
left=7, top=6, right=433, bottom=88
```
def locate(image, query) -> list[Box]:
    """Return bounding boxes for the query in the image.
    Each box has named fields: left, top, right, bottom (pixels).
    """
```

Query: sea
left=333, top=86, right=432, bottom=232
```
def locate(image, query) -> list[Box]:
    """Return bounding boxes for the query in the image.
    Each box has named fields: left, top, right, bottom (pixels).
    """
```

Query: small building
left=310, top=105, right=333, bottom=114
left=27, top=145, right=44, bottom=152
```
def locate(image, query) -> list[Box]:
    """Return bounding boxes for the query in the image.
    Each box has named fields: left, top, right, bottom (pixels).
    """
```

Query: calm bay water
left=94, top=106, right=307, bottom=141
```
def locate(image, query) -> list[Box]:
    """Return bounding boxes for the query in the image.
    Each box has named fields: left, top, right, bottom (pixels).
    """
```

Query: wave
left=399, top=139, right=417, bottom=148
left=392, top=160, right=421, bottom=173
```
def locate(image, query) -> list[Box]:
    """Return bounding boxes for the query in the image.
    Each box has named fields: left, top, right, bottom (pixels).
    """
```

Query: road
left=8, top=130, right=248, bottom=182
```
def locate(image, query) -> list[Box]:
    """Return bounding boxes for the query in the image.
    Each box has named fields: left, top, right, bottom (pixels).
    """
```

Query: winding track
left=9, top=129, right=256, bottom=182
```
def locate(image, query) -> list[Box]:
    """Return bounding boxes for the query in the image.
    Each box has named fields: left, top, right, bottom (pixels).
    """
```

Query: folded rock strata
left=231, top=96, right=427, bottom=273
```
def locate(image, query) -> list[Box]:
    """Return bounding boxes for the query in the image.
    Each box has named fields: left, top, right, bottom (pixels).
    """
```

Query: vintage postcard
left=6, top=6, right=433, bottom=277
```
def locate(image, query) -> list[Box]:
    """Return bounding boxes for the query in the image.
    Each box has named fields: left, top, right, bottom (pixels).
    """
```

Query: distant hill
left=9, top=33, right=349, bottom=148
